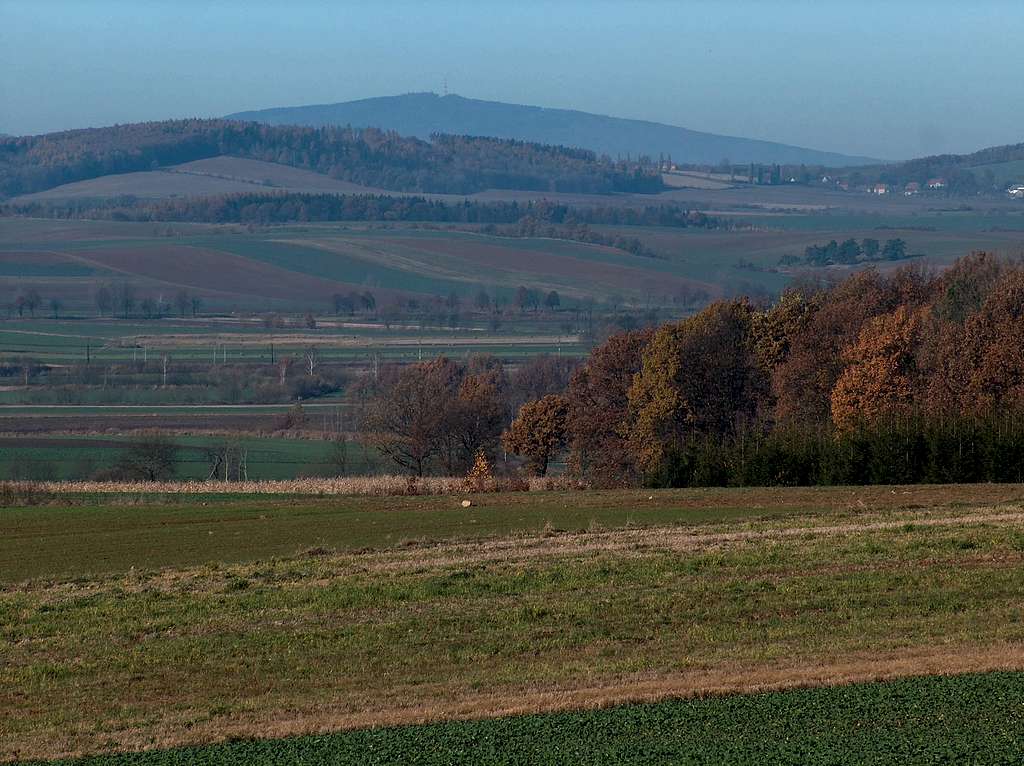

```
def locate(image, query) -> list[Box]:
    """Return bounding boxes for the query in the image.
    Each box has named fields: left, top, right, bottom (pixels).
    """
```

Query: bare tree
left=24, top=290, right=41, bottom=318
left=174, top=290, right=190, bottom=317
left=278, top=357, right=293, bottom=386
left=114, top=435, right=178, bottom=481
left=94, top=285, right=113, bottom=317
left=112, top=283, right=136, bottom=319
left=362, top=357, right=461, bottom=476
left=304, top=346, right=320, bottom=377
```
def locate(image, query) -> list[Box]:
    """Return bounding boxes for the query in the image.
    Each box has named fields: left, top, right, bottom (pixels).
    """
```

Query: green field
left=5, top=483, right=1023, bottom=584
left=0, top=314, right=587, bottom=367
left=0, top=433, right=381, bottom=482
left=3, top=485, right=1024, bottom=760
left=28, top=671, right=1024, bottom=765
left=0, top=485, right=907, bottom=583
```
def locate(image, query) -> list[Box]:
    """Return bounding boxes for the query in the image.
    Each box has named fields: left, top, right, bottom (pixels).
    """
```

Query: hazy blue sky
left=2, top=1, right=1022, bottom=159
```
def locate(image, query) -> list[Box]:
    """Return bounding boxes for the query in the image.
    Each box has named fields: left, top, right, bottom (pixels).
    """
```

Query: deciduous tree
left=566, top=328, right=652, bottom=486
left=830, top=306, right=926, bottom=431
left=627, top=300, right=767, bottom=479
left=502, top=394, right=569, bottom=476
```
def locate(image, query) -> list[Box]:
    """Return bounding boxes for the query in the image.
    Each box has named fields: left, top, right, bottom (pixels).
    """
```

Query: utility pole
left=162, top=354, right=168, bottom=387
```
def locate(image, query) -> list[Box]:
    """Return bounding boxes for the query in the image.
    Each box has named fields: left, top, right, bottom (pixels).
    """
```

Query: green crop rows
left=30, top=672, right=1024, bottom=765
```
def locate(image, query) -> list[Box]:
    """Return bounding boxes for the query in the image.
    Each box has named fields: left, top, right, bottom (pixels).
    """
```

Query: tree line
left=0, top=119, right=663, bottom=198
left=365, top=252, right=1024, bottom=487
left=3, top=192, right=728, bottom=231
left=779, top=237, right=911, bottom=267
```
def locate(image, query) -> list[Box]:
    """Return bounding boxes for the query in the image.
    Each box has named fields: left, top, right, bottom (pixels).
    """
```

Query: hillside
left=12, top=156, right=388, bottom=202
left=0, top=120, right=661, bottom=199
left=228, top=92, right=880, bottom=167
left=859, top=141, right=1024, bottom=194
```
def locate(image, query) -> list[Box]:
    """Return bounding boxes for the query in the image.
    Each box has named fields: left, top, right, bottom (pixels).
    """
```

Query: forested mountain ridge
left=0, top=119, right=662, bottom=199
left=228, top=92, right=881, bottom=167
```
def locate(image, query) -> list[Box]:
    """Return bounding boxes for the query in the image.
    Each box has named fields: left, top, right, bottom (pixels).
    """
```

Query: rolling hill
left=872, top=141, right=1024, bottom=194
left=11, top=157, right=389, bottom=202
left=0, top=120, right=661, bottom=199
left=228, top=92, right=880, bottom=167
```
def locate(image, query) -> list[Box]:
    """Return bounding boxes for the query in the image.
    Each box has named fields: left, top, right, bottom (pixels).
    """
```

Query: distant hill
left=228, top=92, right=880, bottom=167
left=855, top=141, right=1024, bottom=195
left=0, top=120, right=661, bottom=198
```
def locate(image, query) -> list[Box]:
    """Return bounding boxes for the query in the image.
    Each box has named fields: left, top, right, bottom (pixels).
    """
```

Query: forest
left=361, top=252, right=1024, bottom=486
left=0, top=119, right=664, bottom=197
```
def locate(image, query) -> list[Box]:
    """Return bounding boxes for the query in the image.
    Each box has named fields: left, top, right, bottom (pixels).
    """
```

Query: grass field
left=0, top=432, right=380, bottom=482
left=3, top=484, right=1024, bottom=760
left=25, top=671, right=1024, bottom=764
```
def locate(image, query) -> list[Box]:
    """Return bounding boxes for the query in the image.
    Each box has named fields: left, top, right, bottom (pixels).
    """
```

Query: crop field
left=0, top=432, right=377, bottom=481
left=0, top=404, right=334, bottom=435
left=0, top=313, right=585, bottom=368
left=3, top=484, right=1024, bottom=761
left=24, top=672, right=1024, bottom=765
left=5, top=199, right=1024, bottom=319
left=0, top=218, right=710, bottom=312
left=586, top=217, right=1024, bottom=295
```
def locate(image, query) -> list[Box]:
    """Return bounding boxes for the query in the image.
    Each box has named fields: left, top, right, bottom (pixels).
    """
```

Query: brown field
left=0, top=250, right=90, bottom=268
left=0, top=412, right=277, bottom=434
left=128, top=330, right=576, bottom=349
left=374, top=236, right=714, bottom=295
left=70, top=244, right=391, bottom=304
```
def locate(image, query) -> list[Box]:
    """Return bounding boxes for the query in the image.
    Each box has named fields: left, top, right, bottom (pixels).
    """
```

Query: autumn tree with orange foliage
left=502, top=394, right=569, bottom=476
left=830, top=305, right=927, bottom=431
left=951, top=269, right=1024, bottom=413
left=769, top=268, right=931, bottom=424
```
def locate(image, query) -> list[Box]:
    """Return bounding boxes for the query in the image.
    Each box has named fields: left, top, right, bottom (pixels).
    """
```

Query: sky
left=1, top=0, right=1022, bottom=160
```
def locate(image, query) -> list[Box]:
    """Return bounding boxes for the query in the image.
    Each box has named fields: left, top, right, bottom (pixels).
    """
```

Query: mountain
left=228, top=92, right=880, bottom=167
